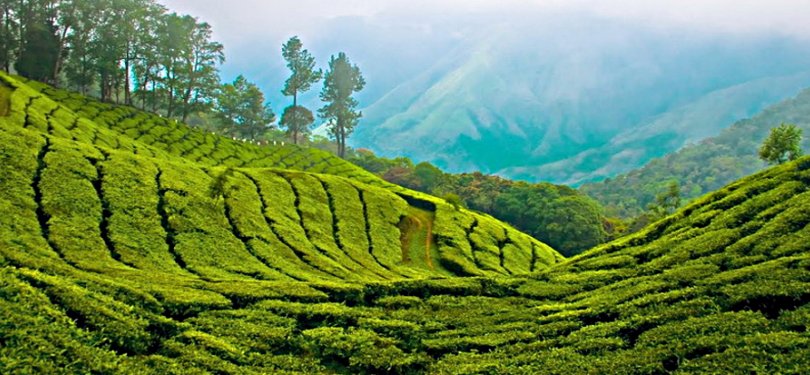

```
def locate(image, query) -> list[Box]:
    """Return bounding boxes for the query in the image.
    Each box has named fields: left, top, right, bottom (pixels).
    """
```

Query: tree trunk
left=140, top=72, right=149, bottom=109
left=180, top=84, right=193, bottom=122
left=2, top=7, right=11, bottom=72
left=338, top=125, right=346, bottom=158
left=16, top=0, right=23, bottom=62
left=52, top=21, right=71, bottom=85
left=124, top=46, right=131, bottom=105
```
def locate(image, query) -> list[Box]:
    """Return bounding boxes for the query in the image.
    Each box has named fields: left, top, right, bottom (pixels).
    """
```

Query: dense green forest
left=2, top=73, right=809, bottom=373
left=582, top=88, right=810, bottom=219
left=348, top=150, right=609, bottom=256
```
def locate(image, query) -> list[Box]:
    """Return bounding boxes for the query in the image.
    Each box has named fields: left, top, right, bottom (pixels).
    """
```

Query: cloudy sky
left=159, top=0, right=810, bottom=111
left=161, top=0, right=810, bottom=43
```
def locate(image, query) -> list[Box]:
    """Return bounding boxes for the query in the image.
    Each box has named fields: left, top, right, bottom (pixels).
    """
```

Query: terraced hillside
left=0, top=73, right=560, bottom=282
left=2, top=74, right=809, bottom=373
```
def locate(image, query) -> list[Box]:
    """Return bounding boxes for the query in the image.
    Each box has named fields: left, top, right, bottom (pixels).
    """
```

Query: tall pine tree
left=319, top=52, right=364, bottom=158
left=280, top=36, right=320, bottom=144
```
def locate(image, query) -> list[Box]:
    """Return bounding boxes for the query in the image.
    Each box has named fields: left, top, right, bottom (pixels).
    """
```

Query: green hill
left=581, top=88, right=810, bottom=218
left=2, top=74, right=809, bottom=373
left=0, top=73, right=559, bottom=281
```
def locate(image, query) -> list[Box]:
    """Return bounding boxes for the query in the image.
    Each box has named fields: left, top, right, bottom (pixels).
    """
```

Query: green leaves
left=279, top=104, right=314, bottom=145
left=759, top=123, right=803, bottom=165
left=281, top=36, right=322, bottom=101
left=214, top=75, right=275, bottom=140
left=319, top=52, right=365, bottom=158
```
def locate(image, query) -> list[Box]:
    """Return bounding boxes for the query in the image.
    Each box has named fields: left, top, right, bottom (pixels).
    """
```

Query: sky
left=161, top=0, right=810, bottom=44
left=158, top=0, right=810, bottom=112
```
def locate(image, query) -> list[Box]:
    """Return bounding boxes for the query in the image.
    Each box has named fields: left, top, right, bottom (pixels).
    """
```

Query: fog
left=160, top=0, right=810, bottom=112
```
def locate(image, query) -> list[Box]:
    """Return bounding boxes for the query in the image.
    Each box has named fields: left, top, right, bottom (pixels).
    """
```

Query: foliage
left=280, top=36, right=321, bottom=145
left=4, top=46, right=810, bottom=375
left=646, top=181, right=681, bottom=218
left=443, top=193, right=463, bottom=210
left=214, top=75, right=275, bottom=140
left=279, top=104, right=314, bottom=145
left=2, top=0, right=225, bottom=119
left=0, top=71, right=556, bottom=280
left=319, top=52, right=365, bottom=158
left=14, top=17, right=59, bottom=82
left=759, top=123, right=803, bottom=165
left=281, top=36, right=321, bottom=105
left=1, top=2, right=372, bottom=158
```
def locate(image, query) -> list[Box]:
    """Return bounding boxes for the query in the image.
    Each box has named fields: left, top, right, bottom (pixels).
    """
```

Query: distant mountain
left=581, top=87, right=810, bottom=218
left=505, top=73, right=810, bottom=185
left=348, top=17, right=810, bottom=184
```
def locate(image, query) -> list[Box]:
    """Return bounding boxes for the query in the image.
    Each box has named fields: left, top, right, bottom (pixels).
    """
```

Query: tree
left=155, top=13, right=223, bottom=119
left=0, top=0, right=18, bottom=72
left=215, top=75, right=275, bottom=140
left=15, top=14, right=59, bottom=82
left=63, top=0, right=101, bottom=94
left=280, top=36, right=320, bottom=144
left=759, top=123, right=803, bottom=165
left=176, top=18, right=223, bottom=122
left=414, top=162, right=444, bottom=191
left=319, top=52, right=365, bottom=158
left=282, top=36, right=321, bottom=107
left=280, top=105, right=314, bottom=144
left=131, top=1, right=167, bottom=110
left=647, top=181, right=681, bottom=219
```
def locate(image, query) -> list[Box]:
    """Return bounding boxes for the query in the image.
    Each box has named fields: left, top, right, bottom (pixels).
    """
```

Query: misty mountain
left=220, top=11, right=810, bottom=185
left=346, top=15, right=810, bottom=184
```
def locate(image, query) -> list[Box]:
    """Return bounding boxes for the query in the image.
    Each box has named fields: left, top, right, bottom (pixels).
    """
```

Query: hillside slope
left=582, top=87, right=810, bottom=217
left=2, top=75, right=809, bottom=373
left=0, top=73, right=559, bottom=283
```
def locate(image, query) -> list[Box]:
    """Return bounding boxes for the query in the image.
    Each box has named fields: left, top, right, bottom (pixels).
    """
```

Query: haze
left=161, top=0, right=810, bottom=184
left=161, top=0, right=810, bottom=105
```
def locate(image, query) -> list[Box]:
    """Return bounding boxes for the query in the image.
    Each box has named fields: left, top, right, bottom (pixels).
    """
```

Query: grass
left=1, top=72, right=808, bottom=373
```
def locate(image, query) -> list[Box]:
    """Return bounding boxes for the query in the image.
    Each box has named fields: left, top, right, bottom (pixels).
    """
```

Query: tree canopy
left=320, top=52, right=365, bottom=158
left=215, top=75, right=275, bottom=140
left=759, top=123, right=803, bottom=165
left=280, top=36, right=320, bottom=144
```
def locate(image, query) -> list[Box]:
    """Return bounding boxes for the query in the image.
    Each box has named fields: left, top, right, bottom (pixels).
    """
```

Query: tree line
left=0, top=0, right=364, bottom=157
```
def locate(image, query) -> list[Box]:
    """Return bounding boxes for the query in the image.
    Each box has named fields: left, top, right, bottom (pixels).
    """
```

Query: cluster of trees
left=1, top=0, right=365, bottom=154
left=1, top=0, right=223, bottom=120
left=276, top=39, right=365, bottom=157
left=349, top=150, right=609, bottom=256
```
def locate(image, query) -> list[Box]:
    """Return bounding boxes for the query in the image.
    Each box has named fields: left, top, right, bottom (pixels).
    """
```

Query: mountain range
left=582, top=86, right=810, bottom=218
left=349, top=16, right=810, bottom=184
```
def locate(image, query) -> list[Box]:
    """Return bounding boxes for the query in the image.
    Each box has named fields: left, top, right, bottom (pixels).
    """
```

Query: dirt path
left=425, top=219, right=434, bottom=270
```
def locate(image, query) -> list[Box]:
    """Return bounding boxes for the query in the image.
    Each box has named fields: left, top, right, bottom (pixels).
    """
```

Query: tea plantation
left=1, top=73, right=809, bottom=373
